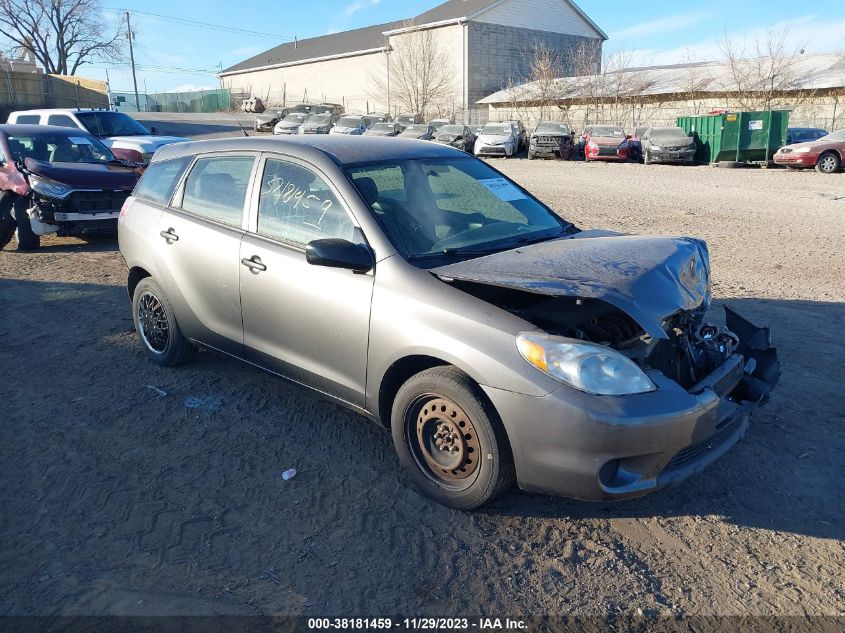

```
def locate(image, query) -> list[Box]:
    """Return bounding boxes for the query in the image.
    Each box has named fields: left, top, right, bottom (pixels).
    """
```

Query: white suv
left=6, top=109, right=187, bottom=163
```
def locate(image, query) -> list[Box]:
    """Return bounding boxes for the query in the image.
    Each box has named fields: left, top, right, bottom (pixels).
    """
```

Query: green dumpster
left=676, top=110, right=789, bottom=165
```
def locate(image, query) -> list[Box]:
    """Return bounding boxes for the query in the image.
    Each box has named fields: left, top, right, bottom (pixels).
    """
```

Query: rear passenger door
left=239, top=154, right=374, bottom=406
left=154, top=152, right=258, bottom=354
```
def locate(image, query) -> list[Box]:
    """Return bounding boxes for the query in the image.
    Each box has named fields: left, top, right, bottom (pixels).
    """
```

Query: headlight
left=29, top=175, right=74, bottom=199
left=517, top=333, right=656, bottom=395
left=651, top=145, right=662, bottom=151
left=795, top=146, right=812, bottom=153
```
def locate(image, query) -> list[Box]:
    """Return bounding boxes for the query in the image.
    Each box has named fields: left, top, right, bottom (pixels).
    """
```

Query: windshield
left=650, top=128, right=690, bottom=142
left=481, top=124, right=511, bottom=136
left=429, top=120, right=449, bottom=130
left=7, top=131, right=116, bottom=164
left=397, top=115, right=417, bottom=124
left=535, top=122, right=571, bottom=135
left=337, top=117, right=362, bottom=128
left=369, top=123, right=394, bottom=132
left=819, top=129, right=845, bottom=142
left=283, top=113, right=307, bottom=123
left=439, top=125, right=464, bottom=135
left=402, top=125, right=429, bottom=134
left=75, top=111, right=149, bottom=137
left=346, top=157, right=569, bottom=261
left=590, top=126, right=624, bottom=137
left=307, top=114, right=331, bottom=125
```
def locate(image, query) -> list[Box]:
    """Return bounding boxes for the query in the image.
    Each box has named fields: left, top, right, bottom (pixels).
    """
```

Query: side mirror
left=305, top=238, right=374, bottom=273
left=149, top=126, right=157, bottom=134
left=112, top=147, right=144, bottom=163
left=625, top=134, right=633, bottom=140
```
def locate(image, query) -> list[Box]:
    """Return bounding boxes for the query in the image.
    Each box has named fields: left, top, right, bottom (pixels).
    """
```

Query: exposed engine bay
left=448, top=280, right=767, bottom=391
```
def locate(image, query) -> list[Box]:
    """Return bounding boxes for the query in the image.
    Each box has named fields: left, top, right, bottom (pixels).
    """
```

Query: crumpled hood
left=105, top=135, right=187, bottom=152
left=24, top=157, right=141, bottom=190
left=435, top=134, right=460, bottom=142
left=431, top=230, right=711, bottom=340
left=589, top=135, right=626, bottom=147
left=476, top=133, right=511, bottom=145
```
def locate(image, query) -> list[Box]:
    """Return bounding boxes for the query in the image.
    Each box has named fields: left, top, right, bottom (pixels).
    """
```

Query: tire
left=527, top=151, right=534, bottom=160
left=643, top=150, right=652, bottom=165
left=12, top=196, right=39, bottom=250
left=132, top=277, right=195, bottom=366
left=0, top=192, right=17, bottom=249
left=391, top=366, right=515, bottom=510
left=718, top=161, right=739, bottom=169
left=815, top=151, right=841, bottom=174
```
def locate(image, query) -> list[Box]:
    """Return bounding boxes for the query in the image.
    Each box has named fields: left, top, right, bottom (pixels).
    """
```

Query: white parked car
left=273, top=112, right=309, bottom=135
left=6, top=108, right=187, bottom=163
left=474, top=122, right=519, bottom=158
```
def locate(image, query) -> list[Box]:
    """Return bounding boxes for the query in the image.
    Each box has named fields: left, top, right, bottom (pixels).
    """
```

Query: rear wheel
left=391, top=366, right=514, bottom=510
left=132, top=277, right=195, bottom=366
left=12, top=196, right=39, bottom=250
left=816, top=151, right=841, bottom=174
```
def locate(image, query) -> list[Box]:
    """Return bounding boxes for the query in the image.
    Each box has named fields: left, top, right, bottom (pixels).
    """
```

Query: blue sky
left=88, top=0, right=845, bottom=93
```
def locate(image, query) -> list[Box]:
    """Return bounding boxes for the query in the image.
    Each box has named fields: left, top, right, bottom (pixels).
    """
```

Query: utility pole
left=126, top=11, right=140, bottom=113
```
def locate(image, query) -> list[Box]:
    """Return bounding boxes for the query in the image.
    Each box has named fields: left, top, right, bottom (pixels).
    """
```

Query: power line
left=104, top=7, right=292, bottom=40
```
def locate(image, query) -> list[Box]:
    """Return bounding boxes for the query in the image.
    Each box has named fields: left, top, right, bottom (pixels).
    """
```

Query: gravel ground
left=1, top=142, right=844, bottom=622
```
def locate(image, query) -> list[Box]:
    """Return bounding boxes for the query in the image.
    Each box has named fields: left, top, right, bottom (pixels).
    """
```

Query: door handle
left=159, top=228, right=179, bottom=242
left=241, top=256, right=267, bottom=272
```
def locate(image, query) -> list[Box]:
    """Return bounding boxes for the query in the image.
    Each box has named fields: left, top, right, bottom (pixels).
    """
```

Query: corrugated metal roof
left=478, top=53, right=845, bottom=104
left=221, top=20, right=402, bottom=75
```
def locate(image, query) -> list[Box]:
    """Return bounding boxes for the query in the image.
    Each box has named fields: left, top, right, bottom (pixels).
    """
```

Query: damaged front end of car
left=431, top=230, right=780, bottom=498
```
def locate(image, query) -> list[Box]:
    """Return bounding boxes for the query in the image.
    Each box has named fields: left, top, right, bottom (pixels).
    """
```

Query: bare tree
left=678, top=49, right=709, bottom=115
left=372, top=23, right=455, bottom=120
left=718, top=26, right=806, bottom=110
left=0, top=0, right=122, bottom=75
left=500, top=40, right=565, bottom=125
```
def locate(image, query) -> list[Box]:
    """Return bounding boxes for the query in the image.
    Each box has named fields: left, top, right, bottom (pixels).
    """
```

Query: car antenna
left=234, top=116, right=250, bottom=137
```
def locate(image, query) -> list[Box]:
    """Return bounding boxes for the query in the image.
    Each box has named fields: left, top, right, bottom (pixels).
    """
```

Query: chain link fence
left=111, top=88, right=242, bottom=113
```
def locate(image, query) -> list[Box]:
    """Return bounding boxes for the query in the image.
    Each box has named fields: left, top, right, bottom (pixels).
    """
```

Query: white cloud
left=610, top=12, right=711, bottom=41
left=344, top=0, right=380, bottom=17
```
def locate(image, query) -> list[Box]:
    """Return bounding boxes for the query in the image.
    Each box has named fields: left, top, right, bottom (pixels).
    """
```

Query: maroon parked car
left=0, top=124, right=144, bottom=250
left=774, top=129, right=844, bottom=173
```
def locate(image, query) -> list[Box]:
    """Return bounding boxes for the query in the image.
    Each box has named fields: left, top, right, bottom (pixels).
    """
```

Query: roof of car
left=9, top=108, right=117, bottom=115
left=0, top=123, right=96, bottom=136
left=151, top=135, right=463, bottom=166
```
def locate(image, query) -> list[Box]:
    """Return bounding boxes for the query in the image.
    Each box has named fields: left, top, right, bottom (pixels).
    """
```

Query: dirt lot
left=1, top=135, right=844, bottom=621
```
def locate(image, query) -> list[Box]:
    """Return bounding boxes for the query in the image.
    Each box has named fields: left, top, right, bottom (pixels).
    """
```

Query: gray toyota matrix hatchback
left=118, top=136, right=779, bottom=509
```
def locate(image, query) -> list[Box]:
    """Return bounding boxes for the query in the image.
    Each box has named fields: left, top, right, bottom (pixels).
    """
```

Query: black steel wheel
left=132, top=277, right=195, bottom=366
left=391, top=366, right=514, bottom=509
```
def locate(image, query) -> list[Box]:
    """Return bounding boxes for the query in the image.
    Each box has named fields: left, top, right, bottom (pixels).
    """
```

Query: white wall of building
left=221, top=51, right=389, bottom=114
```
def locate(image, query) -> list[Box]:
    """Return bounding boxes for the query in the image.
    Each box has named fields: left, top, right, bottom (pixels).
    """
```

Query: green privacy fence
left=111, top=88, right=235, bottom=113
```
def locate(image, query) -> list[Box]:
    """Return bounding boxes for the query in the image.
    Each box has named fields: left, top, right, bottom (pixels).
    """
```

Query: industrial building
left=218, top=0, right=606, bottom=121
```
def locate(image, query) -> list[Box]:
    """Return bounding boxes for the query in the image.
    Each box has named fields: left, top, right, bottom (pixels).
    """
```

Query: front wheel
left=643, top=149, right=652, bottom=165
left=391, top=366, right=514, bottom=510
left=12, top=196, right=39, bottom=250
left=816, top=151, right=841, bottom=174
left=132, top=277, right=195, bottom=366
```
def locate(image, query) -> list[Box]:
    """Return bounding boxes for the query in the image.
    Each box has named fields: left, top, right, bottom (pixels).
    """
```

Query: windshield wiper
left=408, top=247, right=499, bottom=261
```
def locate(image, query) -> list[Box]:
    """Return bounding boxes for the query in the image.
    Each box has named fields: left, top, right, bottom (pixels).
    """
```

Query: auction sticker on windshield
left=479, top=178, right=525, bottom=202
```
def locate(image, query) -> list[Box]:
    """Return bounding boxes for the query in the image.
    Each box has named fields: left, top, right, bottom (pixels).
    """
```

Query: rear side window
left=133, top=156, right=191, bottom=205
left=180, top=155, right=255, bottom=227
left=47, top=114, right=79, bottom=128
left=14, top=115, right=40, bottom=124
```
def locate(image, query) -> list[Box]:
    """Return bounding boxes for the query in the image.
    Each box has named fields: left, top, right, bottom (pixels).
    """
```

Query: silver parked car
left=118, top=136, right=779, bottom=509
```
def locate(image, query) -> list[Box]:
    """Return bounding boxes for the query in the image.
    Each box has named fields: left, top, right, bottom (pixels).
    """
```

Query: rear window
left=14, top=115, right=40, bottom=124
left=133, top=156, right=191, bottom=205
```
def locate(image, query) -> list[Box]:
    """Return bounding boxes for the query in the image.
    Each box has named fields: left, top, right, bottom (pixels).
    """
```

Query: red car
left=584, top=125, right=631, bottom=162
left=774, top=129, right=844, bottom=173
left=0, top=124, right=144, bottom=250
